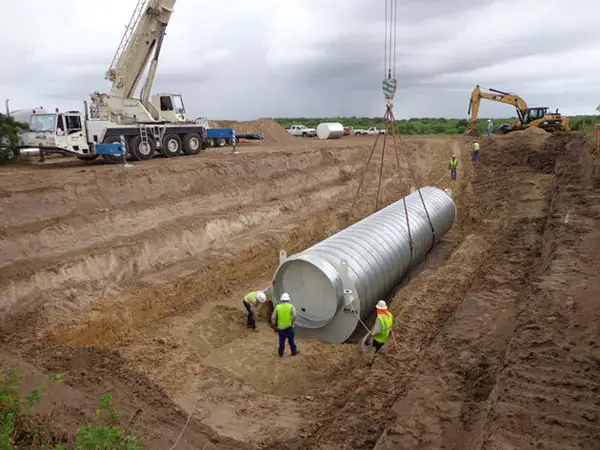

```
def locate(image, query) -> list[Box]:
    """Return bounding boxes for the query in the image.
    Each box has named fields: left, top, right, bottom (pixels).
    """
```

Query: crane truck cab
left=26, top=108, right=92, bottom=156
left=151, top=93, right=188, bottom=123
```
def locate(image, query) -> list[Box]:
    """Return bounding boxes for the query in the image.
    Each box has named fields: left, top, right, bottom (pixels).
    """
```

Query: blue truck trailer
left=205, top=128, right=235, bottom=147
left=205, top=128, right=265, bottom=147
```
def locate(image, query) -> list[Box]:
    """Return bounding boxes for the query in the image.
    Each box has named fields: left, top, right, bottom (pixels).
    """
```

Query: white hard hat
left=280, top=292, right=291, bottom=302
left=376, top=300, right=387, bottom=310
left=488, top=119, right=492, bottom=122
left=257, top=291, right=266, bottom=303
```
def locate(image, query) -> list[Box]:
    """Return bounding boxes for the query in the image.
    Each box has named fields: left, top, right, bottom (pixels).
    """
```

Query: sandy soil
left=1, top=120, right=598, bottom=449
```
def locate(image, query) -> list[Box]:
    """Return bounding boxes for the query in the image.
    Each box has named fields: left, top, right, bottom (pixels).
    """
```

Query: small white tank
left=316, top=122, right=344, bottom=140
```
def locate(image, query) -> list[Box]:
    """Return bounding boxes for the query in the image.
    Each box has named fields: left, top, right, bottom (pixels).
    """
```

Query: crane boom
left=90, top=0, right=182, bottom=124
left=107, top=0, right=175, bottom=101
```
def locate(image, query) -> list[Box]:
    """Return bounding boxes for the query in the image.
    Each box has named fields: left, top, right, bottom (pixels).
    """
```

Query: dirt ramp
left=212, top=118, right=296, bottom=144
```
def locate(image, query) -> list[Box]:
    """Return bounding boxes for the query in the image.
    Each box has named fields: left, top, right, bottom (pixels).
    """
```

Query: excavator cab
left=150, top=93, right=188, bottom=123
left=521, top=107, right=549, bottom=124
left=521, top=107, right=569, bottom=132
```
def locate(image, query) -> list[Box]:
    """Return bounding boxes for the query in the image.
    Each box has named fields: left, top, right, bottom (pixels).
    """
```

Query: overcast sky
left=1, top=0, right=599, bottom=120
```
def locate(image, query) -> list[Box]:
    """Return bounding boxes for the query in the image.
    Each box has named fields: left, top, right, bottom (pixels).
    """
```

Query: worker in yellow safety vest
left=449, top=154, right=458, bottom=181
left=243, top=290, right=266, bottom=330
left=271, top=293, right=299, bottom=357
left=361, top=300, right=394, bottom=354
left=472, top=140, right=480, bottom=162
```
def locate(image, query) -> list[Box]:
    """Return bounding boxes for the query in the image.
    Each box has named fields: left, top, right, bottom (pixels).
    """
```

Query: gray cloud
left=1, top=0, right=599, bottom=119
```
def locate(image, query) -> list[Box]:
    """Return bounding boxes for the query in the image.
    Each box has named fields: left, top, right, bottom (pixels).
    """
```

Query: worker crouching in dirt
left=271, top=293, right=299, bottom=357
left=361, top=300, right=394, bottom=359
left=243, top=290, right=267, bottom=330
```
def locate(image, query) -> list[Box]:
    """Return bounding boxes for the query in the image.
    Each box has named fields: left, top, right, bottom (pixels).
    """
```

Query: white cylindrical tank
left=316, top=122, right=344, bottom=140
left=271, top=186, right=456, bottom=343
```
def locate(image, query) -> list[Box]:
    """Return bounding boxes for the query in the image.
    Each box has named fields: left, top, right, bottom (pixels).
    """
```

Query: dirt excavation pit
left=1, top=132, right=599, bottom=449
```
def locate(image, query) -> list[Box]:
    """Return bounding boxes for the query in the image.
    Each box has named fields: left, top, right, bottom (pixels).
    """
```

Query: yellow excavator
left=466, top=85, right=570, bottom=136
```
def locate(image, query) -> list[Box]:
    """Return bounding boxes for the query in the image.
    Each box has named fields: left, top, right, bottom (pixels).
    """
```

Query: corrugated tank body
left=272, top=186, right=456, bottom=343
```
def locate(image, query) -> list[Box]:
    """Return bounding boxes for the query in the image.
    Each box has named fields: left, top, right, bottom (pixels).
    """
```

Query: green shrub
left=0, top=114, right=28, bottom=164
left=0, top=369, right=141, bottom=449
left=63, top=393, right=141, bottom=450
left=0, top=369, right=64, bottom=447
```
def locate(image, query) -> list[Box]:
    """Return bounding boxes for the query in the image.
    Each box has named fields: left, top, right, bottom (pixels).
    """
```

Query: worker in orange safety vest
left=361, top=300, right=394, bottom=358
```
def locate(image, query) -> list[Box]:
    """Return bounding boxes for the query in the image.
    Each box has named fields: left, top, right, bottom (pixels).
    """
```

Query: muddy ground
left=1, top=126, right=599, bottom=449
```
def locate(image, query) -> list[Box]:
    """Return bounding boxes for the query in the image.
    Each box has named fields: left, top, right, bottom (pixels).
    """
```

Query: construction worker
left=243, top=290, right=266, bottom=330
left=271, top=292, right=299, bottom=357
left=449, top=154, right=458, bottom=181
left=472, top=140, right=480, bottom=162
left=361, top=300, right=394, bottom=355
left=487, top=119, right=494, bottom=140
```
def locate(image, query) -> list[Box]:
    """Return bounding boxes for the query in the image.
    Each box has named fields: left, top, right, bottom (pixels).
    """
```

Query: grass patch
left=0, top=369, right=142, bottom=449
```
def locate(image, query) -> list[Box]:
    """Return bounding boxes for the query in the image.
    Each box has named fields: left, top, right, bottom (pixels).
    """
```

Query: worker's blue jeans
left=277, top=327, right=297, bottom=357
left=450, top=168, right=457, bottom=180
left=472, top=150, right=479, bottom=161
left=242, top=300, right=255, bottom=328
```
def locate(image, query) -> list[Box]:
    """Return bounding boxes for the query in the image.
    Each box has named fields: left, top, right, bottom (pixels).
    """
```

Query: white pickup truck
left=288, top=124, right=316, bottom=137
left=366, top=127, right=386, bottom=135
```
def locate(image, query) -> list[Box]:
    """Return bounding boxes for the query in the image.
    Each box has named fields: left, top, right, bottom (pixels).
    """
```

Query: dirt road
left=1, top=125, right=598, bottom=449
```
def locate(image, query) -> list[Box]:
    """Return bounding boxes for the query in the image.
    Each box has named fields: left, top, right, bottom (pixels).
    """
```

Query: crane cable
left=347, top=0, right=436, bottom=256
left=384, top=0, right=436, bottom=254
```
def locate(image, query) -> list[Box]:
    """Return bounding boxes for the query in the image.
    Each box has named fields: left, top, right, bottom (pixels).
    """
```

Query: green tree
left=0, top=113, right=27, bottom=164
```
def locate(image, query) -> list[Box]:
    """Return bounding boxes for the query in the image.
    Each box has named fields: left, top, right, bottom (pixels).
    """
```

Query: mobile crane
left=23, top=0, right=219, bottom=162
left=466, top=85, right=570, bottom=136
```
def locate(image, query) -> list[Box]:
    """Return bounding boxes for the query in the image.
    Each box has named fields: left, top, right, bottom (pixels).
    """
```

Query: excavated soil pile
left=516, top=126, right=553, bottom=136
left=213, top=118, right=296, bottom=144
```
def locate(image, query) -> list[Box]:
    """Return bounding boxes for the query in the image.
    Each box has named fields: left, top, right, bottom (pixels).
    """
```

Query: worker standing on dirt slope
left=361, top=300, right=394, bottom=356
left=472, top=140, right=480, bottom=163
left=487, top=119, right=494, bottom=140
left=449, top=154, right=458, bottom=180
left=243, top=291, right=266, bottom=330
left=271, top=293, right=299, bottom=357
